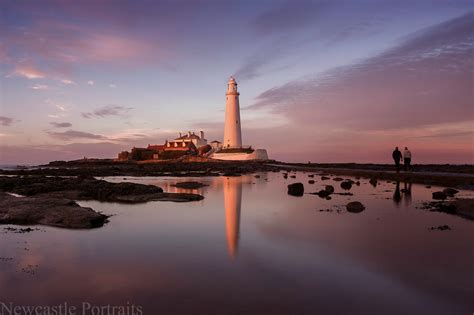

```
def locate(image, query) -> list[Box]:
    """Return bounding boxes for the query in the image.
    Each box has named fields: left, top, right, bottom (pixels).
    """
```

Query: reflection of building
left=224, top=177, right=242, bottom=259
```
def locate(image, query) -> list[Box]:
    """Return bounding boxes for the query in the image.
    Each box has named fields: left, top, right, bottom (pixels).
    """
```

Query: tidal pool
left=0, top=172, right=472, bottom=314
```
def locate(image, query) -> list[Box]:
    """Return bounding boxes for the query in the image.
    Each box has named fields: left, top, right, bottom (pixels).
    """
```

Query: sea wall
left=211, top=149, right=268, bottom=161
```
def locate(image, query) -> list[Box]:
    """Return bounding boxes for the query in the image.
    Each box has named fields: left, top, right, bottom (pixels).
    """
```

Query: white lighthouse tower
left=210, top=76, right=268, bottom=160
left=223, top=77, right=242, bottom=148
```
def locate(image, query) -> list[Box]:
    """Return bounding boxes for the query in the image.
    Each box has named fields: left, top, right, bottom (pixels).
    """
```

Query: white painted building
left=166, top=131, right=208, bottom=148
left=211, top=77, right=269, bottom=161
left=223, top=77, right=242, bottom=148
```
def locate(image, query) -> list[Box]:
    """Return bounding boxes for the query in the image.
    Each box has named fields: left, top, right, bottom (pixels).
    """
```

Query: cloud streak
left=50, top=122, right=72, bottom=128
left=81, top=105, right=132, bottom=119
left=0, top=117, right=13, bottom=126
left=47, top=130, right=107, bottom=141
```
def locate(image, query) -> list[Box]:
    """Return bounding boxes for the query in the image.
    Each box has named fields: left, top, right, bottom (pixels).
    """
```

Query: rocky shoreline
left=0, top=160, right=281, bottom=177
left=0, top=176, right=204, bottom=229
left=272, top=163, right=474, bottom=189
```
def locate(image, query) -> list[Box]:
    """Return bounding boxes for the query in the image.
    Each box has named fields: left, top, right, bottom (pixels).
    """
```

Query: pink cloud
left=12, top=62, right=46, bottom=79
left=2, top=15, right=171, bottom=81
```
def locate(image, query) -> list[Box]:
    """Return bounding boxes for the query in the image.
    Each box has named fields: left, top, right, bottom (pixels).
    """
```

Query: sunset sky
left=1, top=0, right=473, bottom=164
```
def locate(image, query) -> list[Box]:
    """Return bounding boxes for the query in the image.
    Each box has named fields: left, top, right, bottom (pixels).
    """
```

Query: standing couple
left=392, top=147, right=412, bottom=172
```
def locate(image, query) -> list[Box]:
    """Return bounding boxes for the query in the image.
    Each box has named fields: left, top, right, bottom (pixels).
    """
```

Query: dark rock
left=346, top=201, right=365, bottom=213
left=369, top=178, right=378, bottom=187
left=308, top=174, right=314, bottom=178
left=254, top=175, right=261, bottom=178
left=429, top=225, right=451, bottom=231
left=355, top=181, right=360, bottom=186
left=432, top=191, right=447, bottom=200
left=290, top=175, right=296, bottom=178
left=325, top=185, right=335, bottom=194
left=333, top=177, right=344, bottom=182
left=340, top=181, right=353, bottom=190
left=443, top=188, right=459, bottom=196
left=0, top=176, right=204, bottom=204
left=425, top=185, right=431, bottom=188
left=321, top=176, right=330, bottom=180
left=0, top=193, right=108, bottom=229
left=312, top=190, right=330, bottom=198
left=326, top=196, right=332, bottom=200
left=308, top=180, right=315, bottom=184
left=172, top=181, right=208, bottom=189
left=288, top=183, right=304, bottom=196
left=422, top=199, right=473, bottom=220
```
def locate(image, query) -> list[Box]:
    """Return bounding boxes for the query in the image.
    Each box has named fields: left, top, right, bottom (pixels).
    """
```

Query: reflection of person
left=403, top=147, right=412, bottom=172
left=393, top=181, right=402, bottom=206
left=392, top=147, right=403, bottom=172
left=402, top=181, right=412, bottom=206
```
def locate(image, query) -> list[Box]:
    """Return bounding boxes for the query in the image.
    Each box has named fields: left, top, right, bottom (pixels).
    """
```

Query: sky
left=0, top=0, right=473, bottom=164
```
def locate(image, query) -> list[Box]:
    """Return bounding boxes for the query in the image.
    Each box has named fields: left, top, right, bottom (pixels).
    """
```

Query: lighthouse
left=223, top=77, right=242, bottom=148
left=211, top=76, right=268, bottom=160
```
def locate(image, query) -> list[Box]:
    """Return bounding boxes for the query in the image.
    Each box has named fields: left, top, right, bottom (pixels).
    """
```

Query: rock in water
left=0, top=193, right=107, bottom=229
left=333, top=177, right=344, bottom=182
left=172, top=181, right=208, bottom=189
left=315, top=190, right=331, bottom=198
left=321, top=176, right=330, bottom=180
left=432, top=191, right=447, bottom=200
left=369, top=178, right=378, bottom=187
left=288, top=183, right=304, bottom=196
left=429, top=225, right=451, bottom=231
left=346, top=201, right=365, bottom=213
left=325, top=185, right=335, bottom=194
left=308, top=180, right=315, bottom=184
left=442, top=188, right=459, bottom=197
left=340, top=181, right=353, bottom=190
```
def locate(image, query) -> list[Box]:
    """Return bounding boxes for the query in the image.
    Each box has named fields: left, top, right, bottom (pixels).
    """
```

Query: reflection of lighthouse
left=223, top=77, right=242, bottom=148
left=224, top=177, right=242, bottom=259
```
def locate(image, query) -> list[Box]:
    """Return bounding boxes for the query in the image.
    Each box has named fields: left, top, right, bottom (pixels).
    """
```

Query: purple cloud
left=50, top=122, right=72, bottom=128
left=0, top=116, right=13, bottom=126
left=82, top=105, right=132, bottom=119
left=249, top=12, right=474, bottom=130
left=47, top=130, right=107, bottom=141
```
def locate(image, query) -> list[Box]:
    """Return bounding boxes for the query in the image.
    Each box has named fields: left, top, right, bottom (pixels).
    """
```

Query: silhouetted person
left=393, top=181, right=402, bottom=206
left=403, top=147, right=412, bottom=171
left=392, top=147, right=402, bottom=172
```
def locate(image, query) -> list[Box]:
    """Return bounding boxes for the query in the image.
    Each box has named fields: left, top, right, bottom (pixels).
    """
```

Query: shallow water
left=0, top=172, right=473, bottom=314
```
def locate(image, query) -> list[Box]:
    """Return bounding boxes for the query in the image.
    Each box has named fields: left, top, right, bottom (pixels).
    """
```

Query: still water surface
left=1, top=172, right=473, bottom=314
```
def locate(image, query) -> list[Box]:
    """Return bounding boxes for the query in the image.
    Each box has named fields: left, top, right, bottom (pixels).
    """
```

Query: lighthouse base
left=210, top=149, right=268, bottom=161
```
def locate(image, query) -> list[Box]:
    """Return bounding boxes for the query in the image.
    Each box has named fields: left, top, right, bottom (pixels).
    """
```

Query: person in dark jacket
left=392, top=147, right=402, bottom=172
